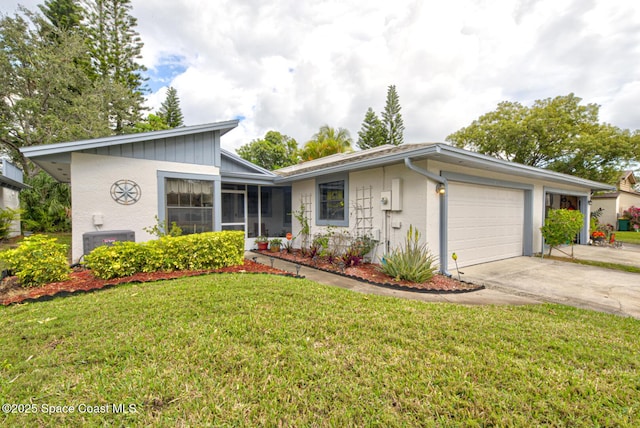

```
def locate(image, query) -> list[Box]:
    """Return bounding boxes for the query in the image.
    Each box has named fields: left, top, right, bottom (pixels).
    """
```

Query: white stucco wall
left=71, top=152, right=220, bottom=262
left=291, top=157, right=595, bottom=268
left=290, top=162, right=436, bottom=264
left=619, top=192, right=640, bottom=216
left=591, top=198, right=618, bottom=228
left=0, top=187, right=22, bottom=237
left=592, top=192, right=640, bottom=229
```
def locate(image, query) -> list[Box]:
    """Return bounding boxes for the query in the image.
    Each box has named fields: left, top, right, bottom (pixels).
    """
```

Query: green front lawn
left=2, top=275, right=639, bottom=426
left=616, top=231, right=640, bottom=245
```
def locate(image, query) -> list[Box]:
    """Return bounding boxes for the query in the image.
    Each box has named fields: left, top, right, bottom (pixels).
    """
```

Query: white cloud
left=4, top=0, right=640, bottom=151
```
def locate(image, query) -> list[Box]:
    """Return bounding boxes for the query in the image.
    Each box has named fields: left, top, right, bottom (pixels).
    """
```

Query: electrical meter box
left=83, top=230, right=135, bottom=255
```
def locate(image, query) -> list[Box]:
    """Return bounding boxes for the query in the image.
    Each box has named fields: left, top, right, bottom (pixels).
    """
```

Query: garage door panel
left=448, top=183, right=524, bottom=267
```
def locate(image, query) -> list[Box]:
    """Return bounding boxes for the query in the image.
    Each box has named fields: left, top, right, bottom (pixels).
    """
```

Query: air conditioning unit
left=83, top=230, right=135, bottom=255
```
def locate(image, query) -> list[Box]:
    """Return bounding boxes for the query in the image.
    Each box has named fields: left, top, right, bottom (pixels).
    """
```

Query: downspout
left=404, top=158, right=451, bottom=277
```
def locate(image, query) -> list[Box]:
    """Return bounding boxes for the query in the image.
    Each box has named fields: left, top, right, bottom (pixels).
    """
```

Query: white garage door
left=448, top=182, right=524, bottom=267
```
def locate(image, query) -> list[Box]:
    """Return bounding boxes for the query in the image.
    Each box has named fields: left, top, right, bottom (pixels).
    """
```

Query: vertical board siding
left=120, top=143, right=133, bottom=158
left=80, top=131, right=220, bottom=167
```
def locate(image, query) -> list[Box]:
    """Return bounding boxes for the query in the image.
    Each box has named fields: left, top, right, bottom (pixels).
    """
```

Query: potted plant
left=591, top=230, right=606, bottom=243
left=269, top=238, right=282, bottom=252
left=255, top=236, right=269, bottom=251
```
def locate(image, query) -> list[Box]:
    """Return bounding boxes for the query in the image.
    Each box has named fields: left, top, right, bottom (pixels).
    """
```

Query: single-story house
left=591, top=171, right=640, bottom=230
left=21, top=120, right=614, bottom=273
left=0, top=160, right=28, bottom=238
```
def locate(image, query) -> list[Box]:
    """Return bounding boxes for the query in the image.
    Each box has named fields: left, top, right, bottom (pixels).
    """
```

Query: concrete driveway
left=461, top=244, right=640, bottom=318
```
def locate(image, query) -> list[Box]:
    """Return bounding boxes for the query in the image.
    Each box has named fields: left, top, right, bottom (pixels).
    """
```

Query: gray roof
left=0, top=160, right=28, bottom=190
left=274, top=142, right=615, bottom=191
left=21, top=121, right=239, bottom=182
left=220, top=148, right=277, bottom=185
left=0, top=175, right=28, bottom=191
left=275, top=143, right=435, bottom=177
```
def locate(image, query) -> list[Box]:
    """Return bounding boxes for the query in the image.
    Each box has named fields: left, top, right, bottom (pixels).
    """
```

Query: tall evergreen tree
left=84, top=0, right=147, bottom=132
left=382, top=85, right=405, bottom=146
left=0, top=9, right=114, bottom=174
left=357, top=107, right=387, bottom=150
left=39, top=0, right=83, bottom=31
left=158, top=86, right=184, bottom=128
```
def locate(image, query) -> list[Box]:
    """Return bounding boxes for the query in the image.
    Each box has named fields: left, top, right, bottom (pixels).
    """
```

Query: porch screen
left=165, top=178, right=213, bottom=234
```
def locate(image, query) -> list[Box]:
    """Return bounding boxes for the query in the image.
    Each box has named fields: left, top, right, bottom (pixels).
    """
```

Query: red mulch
left=254, top=250, right=481, bottom=293
left=0, top=260, right=293, bottom=306
left=1, top=253, right=482, bottom=306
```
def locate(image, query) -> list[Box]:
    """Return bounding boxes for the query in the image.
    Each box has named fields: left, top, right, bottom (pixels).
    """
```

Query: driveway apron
left=461, top=245, right=640, bottom=318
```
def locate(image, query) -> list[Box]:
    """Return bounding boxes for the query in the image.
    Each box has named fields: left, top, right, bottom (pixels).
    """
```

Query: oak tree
left=446, top=94, right=639, bottom=184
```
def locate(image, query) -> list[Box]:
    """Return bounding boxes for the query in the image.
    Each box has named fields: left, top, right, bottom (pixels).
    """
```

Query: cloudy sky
left=4, top=0, right=640, bottom=151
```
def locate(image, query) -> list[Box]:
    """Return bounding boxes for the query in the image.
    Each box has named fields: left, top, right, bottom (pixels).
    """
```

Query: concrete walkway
left=249, top=243, right=640, bottom=318
left=248, top=252, right=540, bottom=307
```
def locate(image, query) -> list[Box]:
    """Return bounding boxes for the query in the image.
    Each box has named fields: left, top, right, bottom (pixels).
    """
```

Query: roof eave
left=275, top=143, right=616, bottom=191
left=432, top=145, right=616, bottom=191
left=274, top=145, right=441, bottom=182
left=221, top=172, right=279, bottom=185
left=220, top=148, right=277, bottom=177
left=0, top=176, right=29, bottom=190
left=21, top=120, right=239, bottom=158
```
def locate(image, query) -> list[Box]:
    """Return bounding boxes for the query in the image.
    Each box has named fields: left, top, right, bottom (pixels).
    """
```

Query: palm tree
left=301, top=125, right=353, bottom=161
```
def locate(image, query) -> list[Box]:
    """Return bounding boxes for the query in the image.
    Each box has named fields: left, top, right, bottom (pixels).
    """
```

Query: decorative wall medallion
left=110, top=179, right=141, bottom=205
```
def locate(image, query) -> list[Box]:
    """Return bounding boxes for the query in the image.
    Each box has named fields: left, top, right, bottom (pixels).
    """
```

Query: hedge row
left=85, top=231, right=245, bottom=280
left=0, top=235, right=70, bottom=287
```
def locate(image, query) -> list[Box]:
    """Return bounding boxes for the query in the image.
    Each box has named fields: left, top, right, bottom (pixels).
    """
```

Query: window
left=166, top=178, right=214, bottom=234
left=317, top=176, right=348, bottom=226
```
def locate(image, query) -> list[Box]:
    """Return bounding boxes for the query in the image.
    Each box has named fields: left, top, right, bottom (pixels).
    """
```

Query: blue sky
left=4, top=0, right=640, bottom=151
left=143, top=55, right=187, bottom=93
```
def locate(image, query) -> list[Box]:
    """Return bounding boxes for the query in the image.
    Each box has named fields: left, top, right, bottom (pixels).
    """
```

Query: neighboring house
left=21, top=121, right=614, bottom=273
left=0, top=160, right=28, bottom=238
left=590, top=171, right=640, bottom=230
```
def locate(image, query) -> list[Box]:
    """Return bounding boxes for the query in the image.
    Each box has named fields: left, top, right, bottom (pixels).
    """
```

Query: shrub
left=20, top=171, right=71, bottom=232
left=85, top=231, right=245, bottom=279
left=146, top=231, right=244, bottom=272
left=0, top=235, right=70, bottom=287
left=143, top=215, right=183, bottom=237
left=623, top=206, right=640, bottom=228
left=540, top=209, right=584, bottom=257
left=0, top=208, right=21, bottom=241
left=350, top=233, right=377, bottom=259
left=379, top=225, right=437, bottom=283
left=84, top=241, right=152, bottom=280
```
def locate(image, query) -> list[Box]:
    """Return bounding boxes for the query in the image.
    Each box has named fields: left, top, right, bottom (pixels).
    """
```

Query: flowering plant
left=623, top=206, right=640, bottom=223
left=591, top=231, right=606, bottom=239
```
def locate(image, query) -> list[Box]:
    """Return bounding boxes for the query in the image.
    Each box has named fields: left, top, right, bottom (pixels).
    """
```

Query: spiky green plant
left=380, top=225, right=437, bottom=283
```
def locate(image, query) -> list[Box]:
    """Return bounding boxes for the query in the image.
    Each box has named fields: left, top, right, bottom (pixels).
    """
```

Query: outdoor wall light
left=436, top=183, right=446, bottom=195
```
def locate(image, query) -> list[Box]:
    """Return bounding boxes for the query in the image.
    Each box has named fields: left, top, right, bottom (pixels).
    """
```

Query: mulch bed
left=0, top=260, right=295, bottom=306
left=1, top=251, right=483, bottom=306
left=253, top=250, right=483, bottom=294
